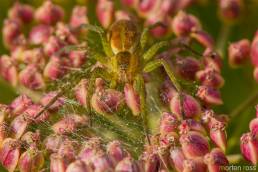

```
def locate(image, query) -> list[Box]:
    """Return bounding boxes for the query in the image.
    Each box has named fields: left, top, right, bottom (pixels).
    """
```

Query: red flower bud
left=179, top=119, right=206, bottom=135
left=66, top=160, right=92, bottom=172
left=29, top=25, right=53, bottom=45
left=43, top=36, right=64, bottom=56
left=124, top=84, right=140, bottom=116
left=196, top=68, right=225, bottom=88
left=159, top=79, right=177, bottom=105
left=228, top=39, right=251, bottom=67
left=35, top=0, right=64, bottom=25
left=43, top=56, right=66, bottom=81
left=50, top=153, right=68, bottom=172
left=23, top=104, right=50, bottom=123
left=0, top=138, right=20, bottom=172
left=218, top=0, right=242, bottom=22
left=74, top=79, right=89, bottom=107
left=10, top=115, right=28, bottom=139
left=9, top=95, right=32, bottom=117
left=204, top=148, right=229, bottom=172
left=180, top=131, right=209, bottom=159
left=107, top=140, right=128, bottom=165
left=209, top=118, right=227, bottom=152
left=115, top=157, right=140, bottom=172
left=8, top=2, right=34, bottom=24
left=91, top=152, right=114, bottom=172
left=70, top=6, right=88, bottom=29
left=170, top=93, right=201, bottom=119
left=44, top=135, right=68, bottom=153
left=191, top=30, right=214, bottom=48
left=0, top=55, right=18, bottom=86
left=69, top=50, right=87, bottom=68
left=183, top=158, right=207, bottom=172
left=21, top=131, right=40, bottom=147
left=57, top=140, right=78, bottom=163
left=3, top=19, right=22, bottom=49
left=138, top=0, right=159, bottom=17
left=169, top=147, right=186, bottom=172
left=249, top=118, right=258, bottom=137
left=96, top=0, right=114, bottom=28
left=40, top=91, right=65, bottom=111
left=240, top=132, right=258, bottom=164
left=140, top=148, right=159, bottom=172
left=203, top=48, right=223, bottom=73
left=160, top=112, right=179, bottom=135
left=176, top=57, right=200, bottom=80
left=196, top=85, right=223, bottom=106
left=146, top=14, right=168, bottom=37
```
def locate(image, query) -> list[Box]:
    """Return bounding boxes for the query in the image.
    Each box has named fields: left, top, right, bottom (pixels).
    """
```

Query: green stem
left=216, top=24, right=231, bottom=58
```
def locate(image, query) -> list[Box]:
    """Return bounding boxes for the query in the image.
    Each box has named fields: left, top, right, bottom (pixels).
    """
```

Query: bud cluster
left=0, top=1, right=88, bottom=89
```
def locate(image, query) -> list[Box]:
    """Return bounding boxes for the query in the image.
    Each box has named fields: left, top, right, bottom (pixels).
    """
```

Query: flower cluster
left=0, top=1, right=88, bottom=90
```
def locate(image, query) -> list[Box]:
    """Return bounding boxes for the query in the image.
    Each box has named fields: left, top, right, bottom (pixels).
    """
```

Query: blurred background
left=0, top=0, right=258, bottom=165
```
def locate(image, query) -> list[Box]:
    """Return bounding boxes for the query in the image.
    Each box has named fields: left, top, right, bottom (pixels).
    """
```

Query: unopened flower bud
left=115, top=157, right=140, bottom=172
left=74, top=79, right=89, bottom=107
left=8, top=2, right=34, bottom=24
left=40, top=91, right=65, bottom=111
left=146, top=14, right=168, bottom=37
left=240, top=132, right=258, bottom=164
left=228, top=39, right=250, bottom=67
left=179, top=119, right=206, bottom=135
left=43, top=56, right=66, bottom=81
left=0, top=138, right=20, bottom=172
left=66, top=160, right=92, bottom=172
left=10, top=115, right=28, bottom=139
left=29, top=25, right=53, bottom=45
left=169, top=147, right=186, bottom=172
left=209, top=118, right=227, bottom=152
left=140, top=148, right=159, bottom=172
left=96, top=0, right=114, bottom=28
left=171, top=11, right=201, bottom=37
left=183, top=158, right=207, bottom=172
left=196, top=85, right=223, bottom=106
left=196, top=68, right=225, bottom=88
left=180, top=131, right=209, bottom=159
left=176, top=57, right=200, bottom=80
left=160, top=112, right=179, bottom=135
left=44, top=135, right=68, bottom=153
left=58, top=140, right=78, bottom=163
left=0, top=55, right=18, bottom=86
left=43, top=36, right=64, bottom=56
left=21, top=131, right=40, bottom=147
left=159, top=79, right=177, bottom=105
left=3, top=19, right=22, bottom=49
left=204, top=148, right=229, bottom=172
left=107, top=140, right=128, bottom=165
left=138, top=0, right=159, bottom=17
left=9, top=95, right=32, bottom=117
left=23, top=104, right=50, bottom=123
left=70, top=6, right=88, bottom=29
left=218, top=0, right=243, bottom=22
left=203, top=48, right=223, bottom=73
left=91, top=152, right=114, bottom=172
left=191, top=30, right=214, bottom=48
left=251, top=30, right=258, bottom=67
left=50, top=153, right=68, bottom=172
left=124, top=84, right=140, bottom=116
left=170, top=93, right=201, bottom=119
left=35, top=0, right=64, bottom=25
left=69, top=50, right=87, bottom=68
left=249, top=118, right=258, bottom=137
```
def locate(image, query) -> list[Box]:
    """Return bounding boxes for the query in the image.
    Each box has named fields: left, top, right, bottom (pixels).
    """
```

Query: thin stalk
left=216, top=24, right=231, bottom=58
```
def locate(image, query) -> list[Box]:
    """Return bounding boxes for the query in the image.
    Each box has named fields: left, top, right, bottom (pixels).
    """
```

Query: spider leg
left=54, top=44, right=87, bottom=57
left=79, top=24, right=113, bottom=57
left=143, top=41, right=170, bottom=63
left=134, top=74, right=151, bottom=145
left=143, top=59, right=181, bottom=92
left=140, top=22, right=167, bottom=50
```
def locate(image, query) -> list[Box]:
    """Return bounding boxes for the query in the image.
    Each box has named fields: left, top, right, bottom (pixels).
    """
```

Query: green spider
left=36, top=19, right=181, bottom=143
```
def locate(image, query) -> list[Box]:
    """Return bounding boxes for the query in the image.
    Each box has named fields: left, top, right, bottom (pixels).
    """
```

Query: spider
left=34, top=19, right=182, bottom=144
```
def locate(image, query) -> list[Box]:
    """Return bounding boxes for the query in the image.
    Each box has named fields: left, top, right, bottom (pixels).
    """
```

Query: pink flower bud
left=91, top=88, right=124, bottom=115
left=138, top=0, right=159, bottom=17
left=249, top=118, right=258, bottom=137
left=124, top=84, right=140, bottom=116
left=19, top=65, right=45, bottom=90
left=0, top=55, right=18, bottom=86
left=204, top=148, right=229, bottom=172
left=159, top=79, right=177, bottom=105
left=183, top=158, right=207, bottom=172
left=140, top=149, right=159, bottom=172
left=171, top=11, right=201, bottom=37
left=21, top=131, right=40, bottom=147
left=35, top=0, right=64, bottom=25
left=52, top=114, right=88, bottom=135
left=180, top=131, right=209, bottom=159
left=17, top=48, right=46, bottom=67
left=0, top=138, right=20, bottom=172
left=115, top=11, right=131, bottom=21
left=57, top=140, right=78, bottom=163
left=70, top=6, right=88, bottom=29
left=43, top=56, right=66, bottom=81
left=115, top=157, right=140, bottom=172
left=196, top=85, right=223, bottom=106
left=169, top=147, right=186, bottom=172
left=203, top=48, right=223, bottom=73
left=146, top=14, right=168, bottom=37
left=228, top=39, right=250, bottom=67
left=50, top=153, right=68, bottom=172
left=91, top=152, right=114, bottom=172
left=179, top=119, right=206, bottom=135
left=176, top=57, right=200, bottom=80
left=251, top=31, right=258, bottom=67
left=69, top=50, right=87, bottom=68
left=107, top=141, right=128, bottom=165
left=191, top=30, right=214, bottom=48
left=3, top=19, right=22, bottom=49
left=160, top=112, right=179, bottom=135
left=209, top=118, right=227, bottom=152
left=170, top=93, right=201, bottom=119
left=218, top=0, right=242, bottom=22
left=23, top=104, right=50, bottom=123
left=74, top=79, right=89, bottom=107
left=18, top=147, right=44, bottom=172
left=196, top=68, right=225, bottom=88
left=9, top=95, right=32, bottom=117
left=240, top=132, right=258, bottom=164
left=40, top=91, right=65, bottom=111
left=55, top=23, right=78, bottom=44
left=43, top=36, right=64, bottom=56
left=44, top=135, right=68, bottom=153
left=254, top=67, right=258, bottom=83
left=96, top=0, right=114, bottom=28
left=0, top=123, right=8, bottom=144
left=29, top=25, right=53, bottom=45
left=8, top=2, right=34, bottom=24
left=66, top=160, right=92, bottom=172
left=10, top=115, right=28, bottom=139
left=159, top=131, right=179, bottom=147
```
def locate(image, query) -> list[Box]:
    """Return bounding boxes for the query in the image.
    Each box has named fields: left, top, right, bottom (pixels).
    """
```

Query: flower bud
left=50, top=153, right=68, bottom=172
left=40, top=91, right=65, bottom=111
left=43, top=36, right=64, bottom=56
left=69, top=50, right=87, bottom=68
left=44, top=56, right=67, bottom=81
left=10, top=115, right=28, bottom=139
left=124, top=84, right=140, bottom=116
left=44, top=135, right=68, bottom=153
left=254, top=67, right=258, bottom=83
left=169, top=147, right=186, bottom=172
left=0, top=138, right=20, bottom=172
left=23, top=104, right=50, bottom=123
left=107, top=140, right=128, bottom=165
left=240, top=132, right=258, bottom=164
left=191, top=30, right=214, bottom=48
left=196, top=68, right=225, bottom=88
left=55, top=23, right=78, bottom=44
left=21, top=131, right=40, bottom=147
left=218, top=0, right=242, bottom=22
left=145, top=14, right=168, bottom=38
left=179, top=119, right=206, bottom=135
left=180, top=131, right=209, bottom=159
left=183, top=158, right=207, bottom=172
left=91, top=88, right=124, bottom=115
left=52, top=114, right=88, bottom=135
left=138, top=0, right=159, bottom=17
left=70, top=6, right=88, bottom=29
left=0, top=55, right=18, bottom=86
left=251, top=31, right=258, bottom=67
left=9, top=95, right=32, bottom=117
left=249, top=118, right=258, bottom=137
left=35, top=0, right=64, bottom=25
left=74, top=79, right=89, bottom=107
left=159, top=131, right=179, bottom=147
left=18, top=147, right=44, bottom=172
left=171, top=11, right=201, bottom=37
left=140, top=149, right=159, bottom=172
left=91, top=152, right=114, bottom=172
left=57, top=140, right=78, bottom=163
left=29, top=25, right=53, bottom=45
left=0, top=104, right=9, bottom=123
left=209, top=118, right=227, bottom=152
left=203, top=48, right=223, bottom=73
left=176, top=57, right=200, bottom=80
left=228, top=39, right=250, bottom=67
left=96, top=0, right=114, bottom=28
left=160, top=112, right=179, bottom=135
left=196, top=85, right=223, bottom=106
left=115, top=157, right=140, bottom=172
left=19, top=65, right=45, bottom=90
left=0, top=123, right=8, bottom=144
left=170, top=93, right=201, bottom=119
left=8, top=2, right=34, bottom=24
left=204, top=148, right=229, bottom=172
left=66, top=160, right=92, bottom=172
left=159, top=79, right=177, bottom=105
left=3, top=19, right=22, bottom=49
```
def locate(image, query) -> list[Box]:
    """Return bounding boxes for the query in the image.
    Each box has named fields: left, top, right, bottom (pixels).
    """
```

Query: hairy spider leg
left=143, top=41, right=170, bottom=62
